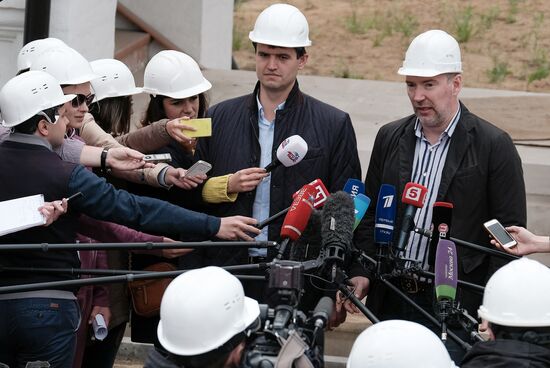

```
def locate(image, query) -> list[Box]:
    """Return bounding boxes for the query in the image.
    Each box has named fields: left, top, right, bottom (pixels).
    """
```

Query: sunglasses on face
left=70, top=93, right=95, bottom=108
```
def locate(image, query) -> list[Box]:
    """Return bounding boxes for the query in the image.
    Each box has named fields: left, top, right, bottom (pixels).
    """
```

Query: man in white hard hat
left=354, top=29, right=526, bottom=362
left=0, top=71, right=260, bottom=368
left=347, top=320, right=458, bottom=368
left=462, top=258, right=550, bottom=367
left=145, top=266, right=260, bottom=368
left=195, top=2, right=366, bottom=315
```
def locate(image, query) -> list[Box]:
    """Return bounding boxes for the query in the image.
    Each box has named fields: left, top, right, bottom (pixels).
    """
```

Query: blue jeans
left=0, top=298, right=80, bottom=368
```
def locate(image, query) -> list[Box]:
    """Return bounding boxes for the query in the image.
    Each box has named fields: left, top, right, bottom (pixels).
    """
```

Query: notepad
left=0, top=194, right=46, bottom=236
left=180, top=118, right=212, bottom=138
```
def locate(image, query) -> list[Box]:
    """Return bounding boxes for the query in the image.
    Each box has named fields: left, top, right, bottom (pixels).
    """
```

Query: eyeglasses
left=70, top=93, right=95, bottom=108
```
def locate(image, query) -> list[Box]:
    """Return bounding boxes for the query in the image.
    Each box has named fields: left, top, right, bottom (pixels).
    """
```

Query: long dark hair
left=91, top=96, right=132, bottom=136
left=142, top=93, right=209, bottom=127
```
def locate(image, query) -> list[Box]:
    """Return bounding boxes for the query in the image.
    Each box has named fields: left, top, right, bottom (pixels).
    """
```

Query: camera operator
left=347, top=320, right=457, bottom=367
left=145, top=267, right=260, bottom=368
left=461, top=258, right=550, bottom=367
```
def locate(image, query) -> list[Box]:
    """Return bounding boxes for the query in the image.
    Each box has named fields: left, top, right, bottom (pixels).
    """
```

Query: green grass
left=486, top=58, right=510, bottom=83
left=479, top=6, right=500, bottom=30
left=455, top=6, right=475, bottom=43
left=506, top=0, right=521, bottom=24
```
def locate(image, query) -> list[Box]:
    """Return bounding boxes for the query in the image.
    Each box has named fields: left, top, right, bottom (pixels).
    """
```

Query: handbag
left=128, top=261, right=176, bottom=317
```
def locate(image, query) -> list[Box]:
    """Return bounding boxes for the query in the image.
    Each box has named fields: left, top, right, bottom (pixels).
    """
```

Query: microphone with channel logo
left=434, top=238, right=458, bottom=341
left=264, top=135, right=308, bottom=172
left=342, top=178, right=370, bottom=230
left=343, top=178, right=365, bottom=199
left=374, top=184, right=397, bottom=274
left=395, top=182, right=428, bottom=252
left=276, top=184, right=316, bottom=260
left=428, top=201, right=453, bottom=269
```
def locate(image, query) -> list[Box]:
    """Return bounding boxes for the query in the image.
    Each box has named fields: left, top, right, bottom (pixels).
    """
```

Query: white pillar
left=0, top=0, right=25, bottom=86
left=118, top=0, right=233, bottom=70
left=50, top=0, right=116, bottom=61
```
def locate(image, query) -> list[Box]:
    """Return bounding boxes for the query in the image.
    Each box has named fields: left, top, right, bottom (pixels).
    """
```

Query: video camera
left=241, top=260, right=329, bottom=368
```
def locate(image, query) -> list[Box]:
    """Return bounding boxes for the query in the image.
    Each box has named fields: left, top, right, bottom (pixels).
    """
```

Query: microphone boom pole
left=0, top=241, right=277, bottom=252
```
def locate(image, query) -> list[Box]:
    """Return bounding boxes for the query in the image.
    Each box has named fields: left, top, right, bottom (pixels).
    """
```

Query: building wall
left=118, top=0, right=233, bottom=69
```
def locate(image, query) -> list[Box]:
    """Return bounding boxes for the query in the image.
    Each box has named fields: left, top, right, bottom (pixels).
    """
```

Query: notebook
left=0, top=194, right=46, bottom=236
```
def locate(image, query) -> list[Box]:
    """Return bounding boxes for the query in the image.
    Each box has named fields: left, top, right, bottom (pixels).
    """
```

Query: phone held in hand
left=143, top=153, right=172, bottom=163
left=184, top=160, right=212, bottom=178
left=483, top=219, right=518, bottom=249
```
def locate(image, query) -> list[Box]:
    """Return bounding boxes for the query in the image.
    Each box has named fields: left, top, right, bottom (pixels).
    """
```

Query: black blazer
left=354, top=102, right=526, bottom=313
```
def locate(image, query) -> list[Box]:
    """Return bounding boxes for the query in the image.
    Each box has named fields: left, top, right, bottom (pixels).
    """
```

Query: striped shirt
left=404, top=107, right=461, bottom=268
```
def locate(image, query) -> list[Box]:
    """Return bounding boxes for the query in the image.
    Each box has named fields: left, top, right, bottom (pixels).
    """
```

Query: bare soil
left=233, top=0, right=550, bottom=141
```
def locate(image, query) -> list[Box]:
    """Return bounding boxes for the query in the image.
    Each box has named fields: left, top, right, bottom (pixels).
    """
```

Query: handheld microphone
left=343, top=178, right=365, bottom=198
left=257, top=179, right=329, bottom=229
left=277, top=184, right=315, bottom=259
left=312, top=296, right=334, bottom=330
left=320, top=191, right=355, bottom=278
left=395, top=182, right=428, bottom=252
left=289, top=208, right=322, bottom=262
left=434, top=239, right=458, bottom=341
left=374, top=184, right=397, bottom=245
left=428, top=202, right=453, bottom=268
left=264, top=135, right=308, bottom=172
left=353, top=193, right=370, bottom=231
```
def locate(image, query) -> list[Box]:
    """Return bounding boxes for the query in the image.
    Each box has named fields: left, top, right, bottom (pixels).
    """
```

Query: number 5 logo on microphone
left=404, top=186, right=421, bottom=201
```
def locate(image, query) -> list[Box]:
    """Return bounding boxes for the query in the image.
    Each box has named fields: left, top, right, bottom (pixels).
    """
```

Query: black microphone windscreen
left=290, top=209, right=322, bottom=261
left=320, top=191, right=355, bottom=253
left=313, top=296, right=334, bottom=321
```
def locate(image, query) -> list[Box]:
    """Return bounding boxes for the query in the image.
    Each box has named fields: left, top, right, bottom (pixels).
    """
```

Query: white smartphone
left=143, top=153, right=172, bottom=163
left=184, top=160, right=212, bottom=178
left=483, top=219, right=518, bottom=249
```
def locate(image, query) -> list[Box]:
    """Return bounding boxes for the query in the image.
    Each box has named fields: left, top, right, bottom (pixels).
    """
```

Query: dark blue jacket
left=195, top=80, right=361, bottom=265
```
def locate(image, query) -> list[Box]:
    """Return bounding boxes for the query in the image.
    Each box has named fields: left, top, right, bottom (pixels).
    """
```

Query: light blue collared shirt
left=249, top=95, right=285, bottom=257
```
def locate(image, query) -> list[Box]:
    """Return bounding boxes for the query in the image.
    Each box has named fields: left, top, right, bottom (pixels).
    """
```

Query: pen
left=66, top=192, right=83, bottom=202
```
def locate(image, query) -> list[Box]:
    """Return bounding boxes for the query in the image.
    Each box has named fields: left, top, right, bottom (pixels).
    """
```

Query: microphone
left=428, top=202, right=453, bottom=268
left=256, top=178, right=330, bottom=229
left=395, top=182, right=428, bottom=252
left=320, top=191, right=355, bottom=278
left=289, top=208, right=322, bottom=262
left=374, top=184, right=397, bottom=245
left=434, top=239, right=458, bottom=341
left=277, top=184, right=315, bottom=259
left=343, top=178, right=365, bottom=198
left=312, top=296, right=334, bottom=330
left=353, top=193, right=371, bottom=231
left=264, top=135, right=308, bottom=172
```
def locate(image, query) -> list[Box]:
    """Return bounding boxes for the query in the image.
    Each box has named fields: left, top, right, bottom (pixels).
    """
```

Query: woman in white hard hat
left=140, top=50, right=210, bottom=169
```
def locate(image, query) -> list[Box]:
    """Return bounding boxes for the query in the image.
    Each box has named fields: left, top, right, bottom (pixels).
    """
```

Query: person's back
left=462, top=258, right=550, bottom=367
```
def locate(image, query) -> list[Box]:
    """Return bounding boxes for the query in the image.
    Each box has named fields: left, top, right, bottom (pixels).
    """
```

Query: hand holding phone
left=183, top=160, right=212, bottom=178
left=484, top=219, right=518, bottom=249
left=143, top=153, right=172, bottom=163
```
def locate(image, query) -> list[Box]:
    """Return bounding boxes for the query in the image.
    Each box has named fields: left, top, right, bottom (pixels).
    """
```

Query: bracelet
left=100, top=148, right=110, bottom=174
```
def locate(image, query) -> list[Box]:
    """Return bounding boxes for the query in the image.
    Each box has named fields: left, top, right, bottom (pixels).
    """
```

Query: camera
left=241, top=261, right=328, bottom=368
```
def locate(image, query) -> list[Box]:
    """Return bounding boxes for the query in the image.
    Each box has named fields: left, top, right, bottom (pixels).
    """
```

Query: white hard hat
left=0, top=71, right=75, bottom=128
left=478, top=258, right=550, bottom=327
left=30, top=47, right=98, bottom=85
left=398, top=30, right=462, bottom=77
left=90, top=59, right=142, bottom=102
left=17, top=37, right=68, bottom=72
left=347, top=320, right=457, bottom=368
left=157, top=266, right=260, bottom=357
left=249, top=3, right=312, bottom=48
left=142, top=50, right=211, bottom=99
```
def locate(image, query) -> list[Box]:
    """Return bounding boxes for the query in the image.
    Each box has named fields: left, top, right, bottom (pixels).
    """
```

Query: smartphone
left=184, top=160, right=212, bottom=178
left=143, top=153, right=172, bottom=163
left=483, top=219, right=518, bottom=249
